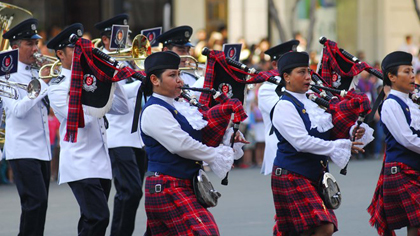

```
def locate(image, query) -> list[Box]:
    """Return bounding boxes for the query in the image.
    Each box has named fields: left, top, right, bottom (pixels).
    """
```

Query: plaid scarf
left=65, top=38, right=135, bottom=142
left=328, top=89, right=371, bottom=139
left=321, top=39, right=372, bottom=86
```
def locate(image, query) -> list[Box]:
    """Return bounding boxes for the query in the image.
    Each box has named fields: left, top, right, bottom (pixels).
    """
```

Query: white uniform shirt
left=140, top=93, right=220, bottom=163
left=48, top=68, right=129, bottom=184
left=102, top=48, right=143, bottom=148
left=381, top=89, right=420, bottom=154
left=257, top=82, right=279, bottom=175
left=180, top=70, right=198, bottom=87
left=3, top=61, right=51, bottom=161
left=106, top=79, right=143, bottom=148
left=272, top=90, right=352, bottom=169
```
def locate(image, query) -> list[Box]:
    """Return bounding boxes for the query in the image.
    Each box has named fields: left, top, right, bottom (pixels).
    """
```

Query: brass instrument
left=0, top=78, right=40, bottom=99
left=91, top=38, right=102, bottom=48
left=105, top=34, right=151, bottom=69
left=33, top=52, right=58, bottom=68
left=0, top=3, right=32, bottom=51
left=39, top=60, right=61, bottom=80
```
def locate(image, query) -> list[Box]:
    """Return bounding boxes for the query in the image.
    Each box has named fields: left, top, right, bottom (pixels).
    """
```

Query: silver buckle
left=390, top=166, right=398, bottom=174
left=275, top=168, right=282, bottom=176
left=155, top=184, right=162, bottom=193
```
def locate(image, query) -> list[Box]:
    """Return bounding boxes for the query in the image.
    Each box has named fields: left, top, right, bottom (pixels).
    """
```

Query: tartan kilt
left=382, top=162, right=420, bottom=231
left=271, top=166, right=337, bottom=235
left=144, top=174, right=220, bottom=236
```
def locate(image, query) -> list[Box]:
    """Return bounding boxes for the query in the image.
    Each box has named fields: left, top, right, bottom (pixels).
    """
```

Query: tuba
left=0, top=2, right=33, bottom=51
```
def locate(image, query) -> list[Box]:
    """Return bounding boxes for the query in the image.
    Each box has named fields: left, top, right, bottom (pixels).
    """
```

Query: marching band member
left=94, top=14, right=145, bottom=236
left=2, top=18, right=51, bottom=236
left=258, top=39, right=299, bottom=175
left=140, top=51, right=243, bottom=235
left=47, top=23, right=129, bottom=236
left=156, top=25, right=199, bottom=86
left=271, top=51, right=366, bottom=236
left=369, top=51, right=420, bottom=236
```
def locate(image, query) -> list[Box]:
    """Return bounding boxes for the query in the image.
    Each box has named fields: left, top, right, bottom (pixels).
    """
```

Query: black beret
left=3, top=18, right=41, bottom=40
left=156, top=25, right=193, bottom=47
left=144, top=51, right=180, bottom=75
left=265, top=39, right=299, bottom=61
left=381, top=51, right=412, bottom=72
left=277, top=51, right=309, bottom=76
left=94, top=13, right=129, bottom=33
left=47, top=23, right=84, bottom=50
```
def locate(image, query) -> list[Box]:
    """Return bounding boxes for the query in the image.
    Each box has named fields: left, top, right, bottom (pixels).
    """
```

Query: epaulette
left=50, top=75, right=66, bottom=85
left=181, top=71, right=199, bottom=81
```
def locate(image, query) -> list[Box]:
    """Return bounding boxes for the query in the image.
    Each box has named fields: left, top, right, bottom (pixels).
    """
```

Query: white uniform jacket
left=48, top=68, right=129, bottom=184
left=3, top=61, right=51, bottom=161
left=106, top=79, right=143, bottom=148
left=257, top=82, right=279, bottom=175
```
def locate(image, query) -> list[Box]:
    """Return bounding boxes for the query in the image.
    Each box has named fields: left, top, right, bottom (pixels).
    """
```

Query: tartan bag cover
left=65, top=38, right=135, bottom=142
left=328, top=89, right=371, bottom=139
left=321, top=39, right=372, bottom=87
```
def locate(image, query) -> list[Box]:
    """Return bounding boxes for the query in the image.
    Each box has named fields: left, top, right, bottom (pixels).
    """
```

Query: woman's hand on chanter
left=351, top=141, right=365, bottom=154
left=352, top=126, right=365, bottom=140
left=233, top=131, right=250, bottom=144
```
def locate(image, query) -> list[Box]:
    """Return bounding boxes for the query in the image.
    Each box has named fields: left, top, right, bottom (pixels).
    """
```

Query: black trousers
left=109, top=147, right=147, bottom=236
left=9, top=159, right=50, bottom=236
left=68, top=178, right=111, bottom=236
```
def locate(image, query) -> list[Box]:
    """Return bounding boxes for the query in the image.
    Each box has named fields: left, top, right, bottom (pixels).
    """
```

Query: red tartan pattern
left=144, top=175, right=220, bottom=236
left=328, top=90, right=371, bottom=139
left=321, top=39, right=372, bottom=86
left=271, top=166, right=338, bottom=235
left=65, top=38, right=135, bottom=142
left=200, top=95, right=247, bottom=147
left=369, top=160, right=420, bottom=235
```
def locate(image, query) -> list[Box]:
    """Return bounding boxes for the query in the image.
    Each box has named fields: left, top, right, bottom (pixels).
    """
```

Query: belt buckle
left=390, top=166, right=398, bottom=174
left=275, top=168, right=282, bottom=176
left=155, top=184, right=162, bottom=193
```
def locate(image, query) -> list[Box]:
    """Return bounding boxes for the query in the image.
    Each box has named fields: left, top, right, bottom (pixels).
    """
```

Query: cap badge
left=31, top=24, right=36, bottom=30
left=184, top=31, right=190, bottom=38
left=77, top=29, right=83, bottom=37
left=123, top=19, right=128, bottom=25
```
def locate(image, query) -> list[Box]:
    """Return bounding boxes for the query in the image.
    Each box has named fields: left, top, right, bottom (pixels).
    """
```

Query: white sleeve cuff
left=330, top=139, right=352, bottom=169
left=208, top=145, right=234, bottom=179
left=354, top=123, right=375, bottom=148
left=221, top=128, right=245, bottom=160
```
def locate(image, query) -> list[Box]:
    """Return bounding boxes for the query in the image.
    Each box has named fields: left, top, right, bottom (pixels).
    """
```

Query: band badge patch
left=1, top=55, right=13, bottom=73
left=141, top=27, right=162, bottom=47
left=0, top=49, right=18, bottom=76
left=222, top=43, right=242, bottom=62
left=83, top=74, right=97, bottom=92
left=219, top=83, right=233, bottom=98
left=332, top=72, right=342, bottom=88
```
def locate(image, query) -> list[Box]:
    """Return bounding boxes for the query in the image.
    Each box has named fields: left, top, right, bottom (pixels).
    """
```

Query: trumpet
left=0, top=78, right=40, bottom=99
left=33, top=52, right=58, bottom=68
left=39, top=60, right=62, bottom=80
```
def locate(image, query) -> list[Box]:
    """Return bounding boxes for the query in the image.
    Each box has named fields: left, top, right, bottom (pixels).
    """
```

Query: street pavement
left=0, top=158, right=409, bottom=235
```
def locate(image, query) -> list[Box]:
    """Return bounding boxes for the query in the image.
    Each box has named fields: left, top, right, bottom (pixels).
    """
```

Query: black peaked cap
left=94, top=13, right=129, bottom=33
left=265, top=39, right=299, bottom=61
left=155, top=25, right=193, bottom=47
left=3, top=18, right=41, bottom=40
left=47, top=23, right=84, bottom=50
